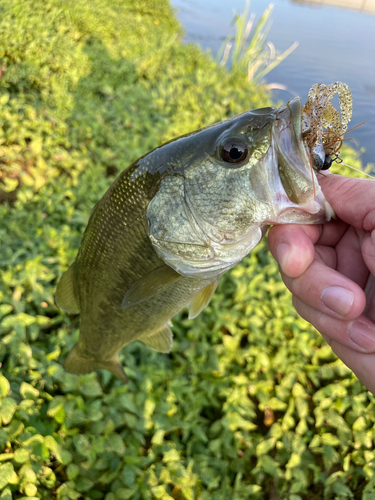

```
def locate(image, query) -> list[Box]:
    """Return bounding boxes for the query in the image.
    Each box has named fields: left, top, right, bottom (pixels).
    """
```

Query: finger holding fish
left=293, top=297, right=375, bottom=354
left=362, top=233, right=375, bottom=324
left=329, top=342, right=375, bottom=395
left=269, top=174, right=375, bottom=355
left=268, top=224, right=318, bottom=278
left=270, top=221, right=370, bottom=319
left=318, top=174, right=375, bottom=230
left=278, top=244, right=367, bottom=321
left=267, top=216, right=348, bottom=278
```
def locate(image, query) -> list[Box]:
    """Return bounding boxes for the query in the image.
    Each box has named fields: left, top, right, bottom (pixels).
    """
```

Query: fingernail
left=349, top=320, right=375, bottom=351
left=276, top=243, right=290, bottom=270
left=321, top=286, right=354, bottom=317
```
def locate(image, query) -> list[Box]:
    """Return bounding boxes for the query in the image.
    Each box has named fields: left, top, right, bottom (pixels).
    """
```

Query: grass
left=218, top=2, right=298, bottom=83
left=0, top=1, right=374, bottom=499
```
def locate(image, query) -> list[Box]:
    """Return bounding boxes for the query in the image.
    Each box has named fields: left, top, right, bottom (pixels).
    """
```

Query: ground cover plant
left=0, top=0, right=375, bottom=499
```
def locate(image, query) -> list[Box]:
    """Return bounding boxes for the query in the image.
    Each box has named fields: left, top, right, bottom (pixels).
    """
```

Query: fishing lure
left=302, top=81, right=352, bottom=172
left=302, top=81, right=371, bottom=181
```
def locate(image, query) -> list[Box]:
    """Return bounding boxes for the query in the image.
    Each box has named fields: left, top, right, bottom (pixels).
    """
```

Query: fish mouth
left=269, top=97, right=334, bottom=223
left=275, top=97, right=313, bottom=203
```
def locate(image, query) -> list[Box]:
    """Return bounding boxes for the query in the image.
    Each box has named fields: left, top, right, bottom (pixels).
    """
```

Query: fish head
left=145, top=97, right=333, bottom=279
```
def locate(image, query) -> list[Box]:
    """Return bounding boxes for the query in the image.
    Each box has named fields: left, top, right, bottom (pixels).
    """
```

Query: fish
left=55, top=95, right=334, bottom=382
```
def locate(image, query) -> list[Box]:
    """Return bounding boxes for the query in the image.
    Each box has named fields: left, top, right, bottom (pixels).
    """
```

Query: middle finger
left=281, top=246, right=367, bottom=320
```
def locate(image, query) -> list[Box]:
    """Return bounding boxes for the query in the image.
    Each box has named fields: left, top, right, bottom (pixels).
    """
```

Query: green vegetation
left=0, top=1, right=374, bottom=499
left=218, top=2, right=298, bottom=83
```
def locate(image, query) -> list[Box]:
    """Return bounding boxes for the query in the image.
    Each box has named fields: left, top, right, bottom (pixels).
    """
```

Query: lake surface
left=171, top=0, right=375, bottom=167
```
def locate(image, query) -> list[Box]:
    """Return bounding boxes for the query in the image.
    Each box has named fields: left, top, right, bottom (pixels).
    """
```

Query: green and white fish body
left=56, top=97, right=333, bottom=382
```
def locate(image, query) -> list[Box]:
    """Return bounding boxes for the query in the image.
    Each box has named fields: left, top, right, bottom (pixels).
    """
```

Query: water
left=171, top=0, right=375, bottom=167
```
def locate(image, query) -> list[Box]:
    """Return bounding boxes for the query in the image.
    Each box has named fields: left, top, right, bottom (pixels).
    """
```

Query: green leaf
left=261, top=397, right=287, bottom=411
left=47, top=396, right=66, bottom=422
left=2, top=178, right=18, bottom=193
left=332, top=481, right=354, bottom=497
left=163, top=449, right=180, bottom=463
left=258, top=455, right=280, bottom=478
left=122, top=467, right=136, bottom=488
left=256, top=437, right=276, bottom=456
left=24, top=483, right=38, bottom=497
left=246, top=485, right=262, bottom=495
left=115, top=489, right=138, bottom=500
left=29, top=137, right=43, bottom=155
left=0, top=305, right=13, bottom=319
left=78, top=376, right=102, bottom=397
left=60, top=449, right=73, bottom=465
left=353, top=416, right=367, bottom=431
left=20, top=383, right=39, bottom=401
left=107, top=434, right=126, bottom=455
left=75, top=476, right=94, bottom=492
left=151, top=485, right=171, bottom=499
left=322, top=445, right=340, bottom=469
left=321, top=433, right=340, bottom=447
left=151, top=430, right=165, bottom=445
left=56, top=482, right=81, bottom=499
left=67, top=464, right=80, bottom=481
left=0, top=398, right=17, bottom=425
left=13, top=448, right=30, bottom=465
left=0, top=94, right=9, bottom=105
left=192, top=426, right=208, bottom=443
left=286, top=453, right=301, bottom=470
left=0, top=487, right=12, bottom=500
left=0, top=375, right=10, bottom=397
left=0, top=462, right=14, bottom=490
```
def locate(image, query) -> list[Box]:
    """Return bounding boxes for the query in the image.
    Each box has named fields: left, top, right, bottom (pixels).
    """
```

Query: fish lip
left=274, top=96, right=320, bottom=206
left=272, top=205, right=327, bottom=224
left=270, top=99, right=334, bottom=221
left=266, top=188, right=327, bottom=223
left=276, top=96, right=306, bottom=158
left=287, top=97, right=303, bottom=143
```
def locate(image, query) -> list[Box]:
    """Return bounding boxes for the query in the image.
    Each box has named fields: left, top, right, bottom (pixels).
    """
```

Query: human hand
left=268, top=174, right=375, bottom=393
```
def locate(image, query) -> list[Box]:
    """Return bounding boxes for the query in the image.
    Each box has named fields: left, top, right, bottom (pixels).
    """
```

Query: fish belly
left=78, top=274, right=210, bottom=360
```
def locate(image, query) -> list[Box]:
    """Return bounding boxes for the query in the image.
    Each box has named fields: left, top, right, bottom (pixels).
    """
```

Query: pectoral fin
left=188, top=280, right=219, bottom=319
left=55, top=265, right=80, bottom=314
left=64, top=344, right=128, bottom=383
left=121, top=264, right=181, bottom=309
left=140, top=324, right=173, bottom=353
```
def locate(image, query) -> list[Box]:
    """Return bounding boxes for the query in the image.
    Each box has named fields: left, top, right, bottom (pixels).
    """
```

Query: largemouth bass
left=56, top=96, right=334, bottom=382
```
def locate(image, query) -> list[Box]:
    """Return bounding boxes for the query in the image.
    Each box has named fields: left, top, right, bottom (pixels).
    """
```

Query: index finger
left=319, top=174, right=375, bottom=231
left=268, top=219, right=348, bottom=278
left=268, top=224, right=317, bottom=278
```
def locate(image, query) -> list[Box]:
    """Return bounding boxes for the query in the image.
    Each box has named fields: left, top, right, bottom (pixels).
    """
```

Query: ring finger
left=292, top=296, right=375, bottom=353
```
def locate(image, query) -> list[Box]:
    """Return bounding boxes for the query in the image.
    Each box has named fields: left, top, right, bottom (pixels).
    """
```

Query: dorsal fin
left=55, top=265, right=80, bottom=314
left=188, top=280, right=219, bottom=319
left=121, top=265, right=181, bottom=309
left=140, top=324, right=173, bottom=353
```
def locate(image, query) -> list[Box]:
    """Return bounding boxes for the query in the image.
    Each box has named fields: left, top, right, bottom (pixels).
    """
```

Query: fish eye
left=220, top=142, right=248, bottom=164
